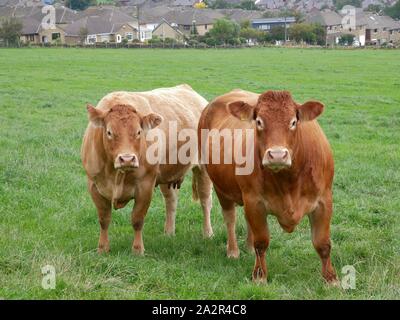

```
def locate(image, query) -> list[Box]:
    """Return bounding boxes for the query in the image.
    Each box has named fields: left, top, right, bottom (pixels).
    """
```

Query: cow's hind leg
left=309, top=192, right=338, bottom=284
left=88, top=180, right=112, bottom=253
left=215, top=189, right=239, bottom=258
left=192, top=166, right=213, bottom=238
left=160, top=183, right=178, bottom=236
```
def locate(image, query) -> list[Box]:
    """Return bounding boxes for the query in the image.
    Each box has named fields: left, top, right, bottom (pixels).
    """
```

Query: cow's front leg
left=160, top=183, right=178, bottom=236
left=131, top=178, right=156, bottom=255
left=309, top=192, right=338, bottom=284
left=88, top=180, right=112, bottom=253
left=243, top=195, right=269, bottom=282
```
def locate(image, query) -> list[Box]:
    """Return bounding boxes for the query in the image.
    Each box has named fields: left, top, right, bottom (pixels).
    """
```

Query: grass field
left=0, top=47, right=399, bottom=299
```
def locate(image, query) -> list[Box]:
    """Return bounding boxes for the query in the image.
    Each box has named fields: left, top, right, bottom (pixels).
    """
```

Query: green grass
left=0, top=47, right=399, bottom=299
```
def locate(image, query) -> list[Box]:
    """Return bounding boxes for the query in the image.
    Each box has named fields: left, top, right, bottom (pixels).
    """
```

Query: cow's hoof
left=324, top=274, right=340, bottom=288
left=203, top=228, right=214, bottom=239
left=227, top=247, right=240, bottom=259
left=326, top=279, right=341, bottom=288
left=164, top=228, right=176, bottom=236
left=132, top=245, right=144, bottom=256
left=97, top=244, right=110, bottom=254
left=252, top=268, right=267, bottom=283
left=246, top=243, right=255, bottom=254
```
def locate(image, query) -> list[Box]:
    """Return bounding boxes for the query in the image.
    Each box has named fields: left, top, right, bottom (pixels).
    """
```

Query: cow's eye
left=137, top=129, right=142, bottom=137
left=106, top=129, right=112, bottom=138
left=290, top=119, right=297, bottom=130
left=255, top=117, right=264, bottom=130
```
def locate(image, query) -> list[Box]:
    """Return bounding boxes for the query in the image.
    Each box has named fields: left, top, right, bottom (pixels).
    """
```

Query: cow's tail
left=191, top=166, right=200, bottom=202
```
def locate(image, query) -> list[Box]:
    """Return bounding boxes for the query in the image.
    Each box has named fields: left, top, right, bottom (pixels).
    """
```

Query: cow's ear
left=227, top=101, right=256, bottom=121
left=141, top=113, right=163, bottom=131
left=87, top=104, right=105, bottom=127
left=297, top=101, right=324, bottom=122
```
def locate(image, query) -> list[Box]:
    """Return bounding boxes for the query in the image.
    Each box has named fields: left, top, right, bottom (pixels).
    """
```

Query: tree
left=240, top=27, right=264, bottom=43
left=289, top=23, right=316, bottom=44
left=366, top=4, right=383, bottom=14
left=313, top=24, right=327, bottom=46
left=240, top=20, right=251, bottom=29
left=79, top=27, right=88, bottom=44
left=209, top=0, right=233, bottom=9
left=0, top=17, right=22, bottom=47
left=65, top=0, right=94, bottom=10
left=385, top=0, right=400, bottom=19
left=207, top=18, right=240, bottom=45
left=269, top=26, right=285, bottom=42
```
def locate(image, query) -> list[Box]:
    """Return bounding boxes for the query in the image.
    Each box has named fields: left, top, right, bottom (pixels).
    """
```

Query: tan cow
left=198, top=89, right=337, bottom=284
left=81, top=84, right=213, bottom=255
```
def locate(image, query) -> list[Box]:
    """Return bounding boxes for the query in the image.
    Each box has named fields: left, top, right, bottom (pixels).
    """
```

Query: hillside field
left=0, top=47, right=399, bottom=299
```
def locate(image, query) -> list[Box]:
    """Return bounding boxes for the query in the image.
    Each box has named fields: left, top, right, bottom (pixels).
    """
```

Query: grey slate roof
left=219, top=9, right=264, bottom=23
left=65, top=7, right=137, bottom=36
left=20, top=15, right=41, bottom=34
left=306, top=9, right=343, bottom=26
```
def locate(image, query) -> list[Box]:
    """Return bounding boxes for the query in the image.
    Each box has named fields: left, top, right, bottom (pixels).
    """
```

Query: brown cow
left=81, top=85, right=213, bottom=255
left=198, top=89, right=337, bottom=284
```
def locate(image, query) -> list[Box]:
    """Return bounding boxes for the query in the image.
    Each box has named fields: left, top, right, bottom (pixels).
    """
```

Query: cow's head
left=86, top=104, right=162, bottom=170
left=228, top=91, right=324, bottom=172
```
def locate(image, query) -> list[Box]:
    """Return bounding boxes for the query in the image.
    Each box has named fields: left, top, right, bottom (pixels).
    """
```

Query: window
left=52, top=33, right=60, bottom=40
left=374, top=29, right=378, bottom=33
left=116, top=34, right=122, bottom=43
left=28, top=35, right=35, bottom=41
left=125, top=32, right=133, bottom=41
left=204, top=24, right=207, bottom=30
left=183, top=25, right=191, bottom=30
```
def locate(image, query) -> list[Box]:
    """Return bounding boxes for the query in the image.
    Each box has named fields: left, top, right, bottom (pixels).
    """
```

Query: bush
left=0, top=17, right=22, bottom=47
left=338, top=34, right=355, bottom=46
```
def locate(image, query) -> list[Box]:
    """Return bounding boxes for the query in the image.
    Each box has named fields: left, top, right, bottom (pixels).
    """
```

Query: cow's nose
left=267, top=149, right=288, bottom=161
left=116, top=154, right=139, bottom=168
left=119, top=154, right=135, bottom=163
left=263, top=147, right=291, bottom=169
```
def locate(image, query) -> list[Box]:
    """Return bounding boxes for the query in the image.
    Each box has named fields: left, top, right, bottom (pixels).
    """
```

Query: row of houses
left=0, top=4, right=279, bottom=45
left=0, top=3, right=399, bottom=46
left=306, top=8, right=400, bottom=46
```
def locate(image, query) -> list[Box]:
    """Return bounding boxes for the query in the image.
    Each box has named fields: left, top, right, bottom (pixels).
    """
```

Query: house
left=340, top=7, right=367, bottom=46
left=64, top=7, right=139, bottom=44
left=161, top=8, right=225, bottom=36
left=20, top=16, right=41, bottom=43
left=251, top=17, right=296, bottom=31
left=152, top=19, right=185, bottom=42
left=389, top=26, right=400, bottom=44
left=362, top=13, right=400, bottom=45
left=137, top=5, right=173, bottom=42
left=306, top=9, right=344, bottom=45
left=12, top=4, right=79, bottom=44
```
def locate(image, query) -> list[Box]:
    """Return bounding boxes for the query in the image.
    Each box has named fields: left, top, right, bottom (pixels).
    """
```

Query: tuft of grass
left=0, top=48, right=399, bottom=299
